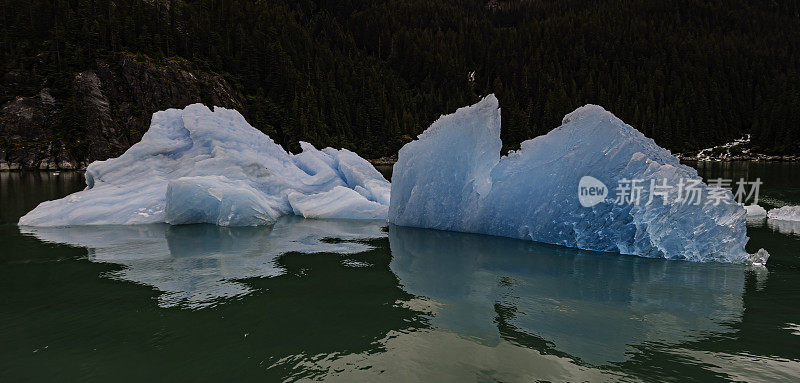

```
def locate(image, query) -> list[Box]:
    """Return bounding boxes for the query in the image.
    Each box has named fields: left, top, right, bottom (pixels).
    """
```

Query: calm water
left=1, top=163, right=799, bottom=382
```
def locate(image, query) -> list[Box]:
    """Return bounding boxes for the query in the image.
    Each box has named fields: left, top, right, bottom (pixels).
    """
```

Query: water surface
left=1, top=164, right=799, bottom=381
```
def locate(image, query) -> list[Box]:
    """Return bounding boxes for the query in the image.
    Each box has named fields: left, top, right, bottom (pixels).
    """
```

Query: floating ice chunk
left=767, top=206, right=800, bottom=222
left=744, top=204, right=767, bottom=225
left=389, top=95, right=754, bottom=263
left=19, top=104, right=390, bottom=226
left=744, top=205, right=767, bottom=217
left=747, top=248, right=770, bottom=267
left=766, top=205, right=800, bottom=235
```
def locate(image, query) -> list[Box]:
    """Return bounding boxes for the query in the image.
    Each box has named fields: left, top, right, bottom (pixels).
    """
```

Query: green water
left=1, top=163, right=799, bottom=382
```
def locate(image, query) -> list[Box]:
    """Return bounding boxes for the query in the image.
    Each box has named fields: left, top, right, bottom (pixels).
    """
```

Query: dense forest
left=2, top=0, right=799, bottom=164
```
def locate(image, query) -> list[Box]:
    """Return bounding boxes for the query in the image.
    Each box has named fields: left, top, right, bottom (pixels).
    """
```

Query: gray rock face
left=0, top=89, right=62, bottom=169
left=0, top=53, right=245, bottom=170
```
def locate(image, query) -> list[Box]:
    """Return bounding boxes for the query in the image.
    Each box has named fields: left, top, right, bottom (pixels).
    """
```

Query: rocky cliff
left=1, top=53, right=244, bottom=170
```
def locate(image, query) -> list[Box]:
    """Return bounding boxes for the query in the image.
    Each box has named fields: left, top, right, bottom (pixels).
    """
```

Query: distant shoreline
left=370, top=155, right=800, bottom=166
left=3, top=154, right=799, bottom=172
left=674, top=134, right=800, bottom=162
left=368, top=154, right=398, bottom=166
left=676, top=154, right=800, bottom=162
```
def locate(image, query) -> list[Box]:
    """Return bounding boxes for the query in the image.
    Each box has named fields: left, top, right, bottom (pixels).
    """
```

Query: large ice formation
left=767, top=205, right=800, bottom=222
left=19, top=104, right=390, bottom=226
left=389, top=95, right=757, bottom=263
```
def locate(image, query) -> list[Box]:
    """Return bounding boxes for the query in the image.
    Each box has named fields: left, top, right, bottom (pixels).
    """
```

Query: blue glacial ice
left=389, top=95, right=761, bottom=263
left=19, top=104, right=390, bottom=226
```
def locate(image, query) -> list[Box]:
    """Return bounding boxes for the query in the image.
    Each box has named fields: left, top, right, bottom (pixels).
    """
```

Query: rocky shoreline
left=676, top=153, right=800, bottom=162
left=1, top=53, right=244, bottom=172
left=0, top=159, right=87, bottom=171
left=367, top=154, right=398, bottom=166
left=675, top=134, right=799, bottom=162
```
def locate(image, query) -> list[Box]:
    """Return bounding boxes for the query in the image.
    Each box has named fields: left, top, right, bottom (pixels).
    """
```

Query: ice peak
left=415, top=94, right=499, bottom=142
left=561, top=104, right=612, bottom=125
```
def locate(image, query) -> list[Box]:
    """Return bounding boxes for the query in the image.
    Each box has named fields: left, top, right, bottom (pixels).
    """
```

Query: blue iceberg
left=389, top=95, right=759, bottom=263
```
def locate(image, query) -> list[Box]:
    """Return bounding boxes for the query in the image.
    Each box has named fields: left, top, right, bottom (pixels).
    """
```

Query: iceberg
left=19, top=104, right=390, bottom=226
left=767, top=206, right=800, bottom=222
left=389, top=95, right=756, bottom=263
left=744, top=204, right=767, bottom=217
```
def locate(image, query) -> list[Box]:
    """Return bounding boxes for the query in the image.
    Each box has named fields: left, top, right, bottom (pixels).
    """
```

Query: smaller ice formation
left=748, top=249, right=770, bottom=267
left=19, top=104, right=390, bottom=226
left=744, top=205, right=767, bottom=217
left=767, top=206, right=800, bottom=222
left=390, top=95, right=764, bottom=263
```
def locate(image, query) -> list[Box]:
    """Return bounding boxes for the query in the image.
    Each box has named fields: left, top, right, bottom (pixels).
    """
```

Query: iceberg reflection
left=767, top=219, right=800, bottom=236
left=388, top=225, right=746, bottom=365
left=20, top=217, right=386, bottom=308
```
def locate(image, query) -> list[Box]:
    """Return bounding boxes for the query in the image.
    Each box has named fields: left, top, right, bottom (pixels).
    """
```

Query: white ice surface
left=744, top=204, right=767, bottom=217
left=767, top=205, right=800, bottom=222
left=389, top=95, right=754, bottom=263
left=288, top=186, right=388, bottom=220
left=19, top=104, right=390, bottom=226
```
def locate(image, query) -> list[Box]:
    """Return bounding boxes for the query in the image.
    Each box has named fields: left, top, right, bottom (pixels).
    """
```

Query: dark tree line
left=2, top=0, right=799, bottom=157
